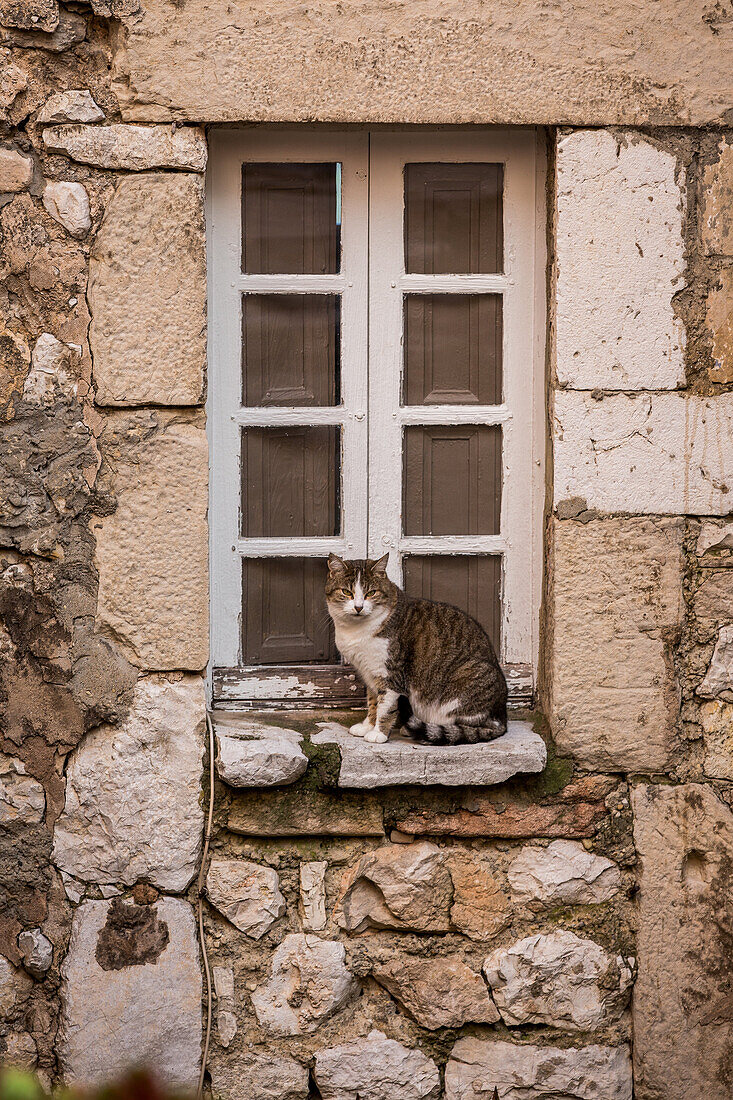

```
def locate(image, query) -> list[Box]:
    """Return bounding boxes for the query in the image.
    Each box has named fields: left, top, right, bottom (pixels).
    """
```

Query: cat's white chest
left=334, top=619, right=389, bottom=690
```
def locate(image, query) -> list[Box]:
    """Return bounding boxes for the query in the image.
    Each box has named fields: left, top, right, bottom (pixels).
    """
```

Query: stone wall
left=0, top=4, right=731, bottom=1100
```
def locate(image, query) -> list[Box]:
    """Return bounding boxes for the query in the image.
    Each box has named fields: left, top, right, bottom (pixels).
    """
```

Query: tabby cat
left=325, top=553, right=508, bottom=745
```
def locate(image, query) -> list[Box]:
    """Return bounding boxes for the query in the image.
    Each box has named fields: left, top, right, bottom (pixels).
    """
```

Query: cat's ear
left=371, top=552, right=389, bottom=575
left=327, top=553, right=346, bottom=575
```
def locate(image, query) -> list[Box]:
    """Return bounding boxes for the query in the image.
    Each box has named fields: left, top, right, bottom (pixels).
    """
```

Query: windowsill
left=212, top=711, right=546, bottom=790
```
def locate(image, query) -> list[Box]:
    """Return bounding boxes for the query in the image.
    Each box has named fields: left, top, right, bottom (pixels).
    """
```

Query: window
left=208, top=129, right=545, bottom=707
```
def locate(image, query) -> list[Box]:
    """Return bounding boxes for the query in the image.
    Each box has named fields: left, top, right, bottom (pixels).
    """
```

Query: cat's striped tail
left=405, top=714, right=507, bottom=745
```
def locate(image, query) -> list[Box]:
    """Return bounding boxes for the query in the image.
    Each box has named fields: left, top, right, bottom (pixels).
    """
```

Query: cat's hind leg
left=350, top=689, right=378, bottom=737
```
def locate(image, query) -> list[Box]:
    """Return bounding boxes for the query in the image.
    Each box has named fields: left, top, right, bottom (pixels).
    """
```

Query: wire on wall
left=196, top=711, right=216, bottom=1099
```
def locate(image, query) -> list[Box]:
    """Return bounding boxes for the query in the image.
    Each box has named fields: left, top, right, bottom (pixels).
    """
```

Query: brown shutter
left=242, top=558, right=337, bottom=663
left=242, top=294, right=340, bottom=406
left=241, top=426, right=340, bottom=538
left=402, top=425, right=502, bottom=536
left=403, top=293, right=502, bottom=405
left=242, top=163, right=339, bottom=274
left=403, top=555, right=501, bottom=653
left=404, top=163, right=503, bottom=274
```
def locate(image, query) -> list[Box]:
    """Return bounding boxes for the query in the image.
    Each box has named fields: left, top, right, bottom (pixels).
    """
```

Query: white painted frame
left=208, top=129, right=369, bottom=667
left=209, top=127, right=546, bottom=691
left=368, top=131, right=546, bottom=669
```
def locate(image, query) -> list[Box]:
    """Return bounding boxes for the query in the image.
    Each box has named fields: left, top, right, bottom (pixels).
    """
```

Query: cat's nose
left=353, top=604, right=364, bottom=614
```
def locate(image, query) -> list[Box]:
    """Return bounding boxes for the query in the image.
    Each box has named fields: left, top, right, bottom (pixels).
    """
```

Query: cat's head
left=325, top=553, right=397, bottom=620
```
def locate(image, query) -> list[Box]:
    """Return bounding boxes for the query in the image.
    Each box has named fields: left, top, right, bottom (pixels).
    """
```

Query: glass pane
left=403, top=294, right=502, bottom=405
left=403, top=555, right=501, bottom=654
left=403, top=425, right=501, bottom=535
left=241, top=426, right=340, bottom=537
left=242, top=162, right=340, bottom=274
left=404, top=163, right=503, bottom=274
left=242, top=558, right=337, bottom=663
left=242, top=294, right=340, bottom=407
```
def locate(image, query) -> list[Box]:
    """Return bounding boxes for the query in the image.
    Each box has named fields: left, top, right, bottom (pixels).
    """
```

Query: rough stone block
left=373, top=956, right=499, bottom=1030
left=89, top=173, right=206, bottom=406
left=42, top=124, right=207, bottom=170
left=53, top=675, right=204, bottom=891
left=4, top=8, right=85, bottom=50
left=445, top=1039, right=633, bottom=1100
left=206, top=858, right=285, bottom=938
left=299, top=861, right=327, bottom=931
left=446, top=849, right=510, bottom=941
left=251, top=933, right=357, bottom=1036
left=315, top=1031, right=440, bottom=1100
left=700, top=700, right=733, bottom=780
left=0, top=955, right=33, bottom=1018
left=694, top=570, right=733, bottom=643
left=228, top=785, right=385, bottom=837
left=59, top=898, right=201, bottom=1090
left=0, top=148, right=33, bottom=192
left=548, top=517, right=684, bottom=771
left=0, top=50, right=27, bottom=116
left=707, top=267, right=733, bottom=383
left=699, top=625, right=733, bottom=702
left=0, top=756, right=45, bottom=824
left=553, top=391, right=733, bottom=515
left=483, top=930, right=631, bottom=1030
left=210, top=1053, right=308, bottom=1100
left=508, top=839, right=621, bottom=906
left=395, top=775, right=615, bottom=839
left=702, top=140, right=733, bottom=256
left=556, top=131, right=685, bottom=390
left=37, top=90, right=103, bottom=124
left=94, top=412, right=208, bottom=670
left=697, top=520, right=733, bottom=556
left=632, top=782, right=733, bottom=1099
left=312, top=720, right=546, bottom=787
left=23, top=333, right=81, bottom=405
left=42, top=182, right=90, bottom=238
left=214, top=720, right=308, bottom=787
left=337, top=842, right=453, bottom=933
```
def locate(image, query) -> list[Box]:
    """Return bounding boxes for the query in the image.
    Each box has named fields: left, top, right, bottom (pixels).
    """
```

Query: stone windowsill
left=212, top=712, right=547, bottom=790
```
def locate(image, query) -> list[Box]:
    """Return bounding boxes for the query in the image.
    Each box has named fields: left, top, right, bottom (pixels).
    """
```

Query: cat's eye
left=365, top=589, right=377, bottom=597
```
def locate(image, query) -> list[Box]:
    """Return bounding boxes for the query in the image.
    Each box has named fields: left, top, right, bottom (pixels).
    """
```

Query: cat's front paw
left=350, top=720, right=374, bottom=737
left=365, top=729, right=388, bottom=744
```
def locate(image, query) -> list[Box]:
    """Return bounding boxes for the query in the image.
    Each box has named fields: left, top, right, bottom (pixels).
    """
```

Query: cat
left=325, top=553, right=508, bottom=745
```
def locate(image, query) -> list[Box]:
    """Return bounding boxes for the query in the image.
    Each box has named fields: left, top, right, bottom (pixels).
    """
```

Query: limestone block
left=42, top=182, right=90, bottom=238
left=548, top=517, right=684, bottom=771
left=312, top=720, right=546, bottom=787
left=337, top=842, right=453, bottom=933
left=212, top=965, right=236, bottom=1047
left=211, top=1053, right=308, bottom=1100
left=94, top=413, right=208, bottom=669
left=0, top=955, right=33, bottom=1018
left=206, top=859, right=285, bottom=938
left=42, top=124, right=207, bottom=171
left=38, top=90, right=103, bottom=124
left=556, top=131, right=685, bottom=390
left=445, top=1039, right=633, bottom=1100
left=53, top=675, right=204, bottom=891
left=251, top=933, right=357, bottom=1036
left=111, top=0, right=731, bottom=127
left=700, top=700, right=733, bottom=780
left=508, top=839, right=622, bottom=906
left=484, top=930, right=631, bottom=1030
left=694, top=570, right=733, bottom=642
left=23, top=333, right=81, bottom=405
left=300, top=861, right=327, bottom=931
left=0, top=0, right=58, bottom=31
left=446, top=849, right=510, bottom=941
left=373, top=956, right=499, bottom=1030
left=59, top=898, right=201, bottom=1090
left=0, top=51, right=27, bottom=115
left=2, top=1031, right=37, bottom=1070
left=314, top=1030, right=440, bottom=1100
left=702, top=140, right=733, bottom=256
left=228, top=786, right=385, bottom=837
left=707, top=267, right=733, bottom=384
left=699, top=625, right=733, bottom=702
left=5, top=8, right=85, bottom=50
left=89, top=173, right=206, bottom=406
left=0, top=148, right=33, bottom=192
left=0, top=756, right=45, bottom=824
left=17, top=929, right=52, bottom=979
left=632, top=783, right=733, bottom=1099
left=215, top=722, right=308, bottom=787
left=553, top=391, right=733, bottom=515
left=697, top=520, right=733, bottom=555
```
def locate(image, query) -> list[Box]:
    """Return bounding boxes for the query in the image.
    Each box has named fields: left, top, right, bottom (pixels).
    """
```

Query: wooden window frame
left=208, top=128, right=546, bottom=709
